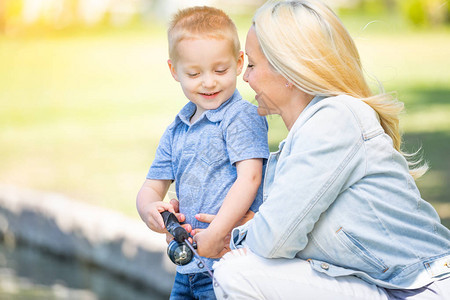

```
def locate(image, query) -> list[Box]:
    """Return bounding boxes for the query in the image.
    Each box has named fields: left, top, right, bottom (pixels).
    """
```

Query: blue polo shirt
left=147, top=89, right=270, bottom=274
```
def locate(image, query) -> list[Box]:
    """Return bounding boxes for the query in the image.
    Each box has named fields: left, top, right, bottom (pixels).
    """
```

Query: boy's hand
left=192, top=227, right=230, bottom=258
left=143, top=201, right=175, bottom=233
left=191, top=210, right=255, bottom=257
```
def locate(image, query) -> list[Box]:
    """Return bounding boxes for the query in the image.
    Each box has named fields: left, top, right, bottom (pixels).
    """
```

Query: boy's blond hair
left=168, top=6, right=241, bottom=63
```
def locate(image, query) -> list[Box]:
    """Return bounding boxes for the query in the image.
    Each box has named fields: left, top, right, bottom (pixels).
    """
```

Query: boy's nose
left=202, top=74, right=216, bottom=88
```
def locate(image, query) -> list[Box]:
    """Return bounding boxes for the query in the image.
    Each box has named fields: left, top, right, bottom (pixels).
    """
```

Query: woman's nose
left=243, top=68, right=249, bottom=83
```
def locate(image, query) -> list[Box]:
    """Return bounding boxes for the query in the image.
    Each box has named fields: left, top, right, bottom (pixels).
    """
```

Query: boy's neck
left=190, top=107, right=204, bottom=124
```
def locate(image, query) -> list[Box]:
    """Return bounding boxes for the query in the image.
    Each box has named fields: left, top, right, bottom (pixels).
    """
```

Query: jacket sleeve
left=245, top=100, right=367, bottom=258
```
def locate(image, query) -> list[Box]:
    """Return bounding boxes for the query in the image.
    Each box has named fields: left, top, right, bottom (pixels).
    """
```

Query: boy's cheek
left=179, top=79, right=194, bottom=90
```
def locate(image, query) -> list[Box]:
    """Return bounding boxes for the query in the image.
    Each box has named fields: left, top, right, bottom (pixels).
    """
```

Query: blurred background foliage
left=0, top=0, right=449, bottom=34
left=0, top=0, right=449, bottom=228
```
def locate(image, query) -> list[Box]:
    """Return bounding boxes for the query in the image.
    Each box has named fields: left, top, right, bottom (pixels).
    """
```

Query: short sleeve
left=146, top=125, right=175, bottom=180
left=224, top=102, right=270, bottom=165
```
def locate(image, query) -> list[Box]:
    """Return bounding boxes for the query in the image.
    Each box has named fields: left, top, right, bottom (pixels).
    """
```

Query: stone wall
left=0, top=185, right=175, bottom=296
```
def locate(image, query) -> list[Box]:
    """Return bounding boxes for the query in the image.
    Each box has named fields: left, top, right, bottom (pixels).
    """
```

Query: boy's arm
left=193, top=158, right=263, bottom=257
left=136, top=179, right=174, bottom=233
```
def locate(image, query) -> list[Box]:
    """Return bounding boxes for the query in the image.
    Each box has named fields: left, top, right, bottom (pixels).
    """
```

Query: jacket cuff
left=230, top=222, right=251, bottom=250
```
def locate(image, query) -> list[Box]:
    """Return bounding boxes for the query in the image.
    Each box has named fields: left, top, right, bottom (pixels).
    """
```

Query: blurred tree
left=2, top=0, right=24, bottom=35
left=4, top=0, right=448, bottom=34
left=0, top=0, right=5, bottom=33
left=399, top=0, right=449, bottom=26
left=342, top=0, right=392, bottom=15
left=383, top=0, right=396, bottom=11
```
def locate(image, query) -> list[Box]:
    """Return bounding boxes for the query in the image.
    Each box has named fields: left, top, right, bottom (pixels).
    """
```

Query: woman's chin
left=257, top=106, right=270, bottom=116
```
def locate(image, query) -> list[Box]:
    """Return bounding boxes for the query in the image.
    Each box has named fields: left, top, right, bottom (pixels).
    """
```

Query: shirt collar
left=177, top=102, right=197, bottom=125
left=176, top=89, right=242, bottom=125
left=205, top=89, right=241, bottom=122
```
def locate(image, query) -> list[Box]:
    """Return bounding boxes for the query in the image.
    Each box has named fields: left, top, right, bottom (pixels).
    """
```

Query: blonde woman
left=185, top=1, right=450, bottom=299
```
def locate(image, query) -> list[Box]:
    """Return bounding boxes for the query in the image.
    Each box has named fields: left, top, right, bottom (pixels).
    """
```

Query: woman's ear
left=236, top=51, right=245, bottom=76
left=167, top=59, right=179, bottom=82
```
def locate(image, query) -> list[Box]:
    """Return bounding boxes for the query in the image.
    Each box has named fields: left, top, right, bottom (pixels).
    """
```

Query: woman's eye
left=247, top=64, right=254, bottom=68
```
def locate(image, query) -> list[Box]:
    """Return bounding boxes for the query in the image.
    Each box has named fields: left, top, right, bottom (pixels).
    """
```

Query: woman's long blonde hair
left=253, top=0, right=427, bottom=179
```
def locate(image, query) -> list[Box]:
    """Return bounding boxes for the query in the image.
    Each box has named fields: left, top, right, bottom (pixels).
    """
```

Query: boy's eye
left=187, top=72, right=199, bottom=77
left=215, top=68, right=228, bottom=74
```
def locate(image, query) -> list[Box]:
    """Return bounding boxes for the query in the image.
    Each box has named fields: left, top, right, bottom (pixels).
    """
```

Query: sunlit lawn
left=1, top=20, right=449, bottom=227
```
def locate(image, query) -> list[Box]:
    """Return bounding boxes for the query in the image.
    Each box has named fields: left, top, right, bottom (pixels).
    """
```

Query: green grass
left=0, top=21, right=449, bottom=227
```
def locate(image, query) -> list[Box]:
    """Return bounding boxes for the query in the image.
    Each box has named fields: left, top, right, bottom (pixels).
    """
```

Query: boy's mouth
left=199, top=91, right=220, bottom=98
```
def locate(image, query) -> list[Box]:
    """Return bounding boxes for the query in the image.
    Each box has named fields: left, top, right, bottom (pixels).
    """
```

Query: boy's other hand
left=190, top=210, right=255, bottom=257
left=192, top=227, right=230, bottom=258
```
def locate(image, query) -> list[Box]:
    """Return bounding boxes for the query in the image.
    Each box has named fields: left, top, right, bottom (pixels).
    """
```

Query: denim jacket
left=231, top=95, right=450, bottom=289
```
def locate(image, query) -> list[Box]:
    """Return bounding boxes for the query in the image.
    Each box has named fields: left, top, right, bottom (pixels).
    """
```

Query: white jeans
left=212, top=249, right=389, bottom=300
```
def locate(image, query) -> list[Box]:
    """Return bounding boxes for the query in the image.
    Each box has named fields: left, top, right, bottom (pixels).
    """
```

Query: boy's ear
left=236, top=51, right=244, bottom=76
left=167, top=59, right=179, bottom=82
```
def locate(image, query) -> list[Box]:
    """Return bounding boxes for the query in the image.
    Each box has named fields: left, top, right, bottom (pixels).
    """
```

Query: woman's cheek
left=248, top=78, right=258, bottom=93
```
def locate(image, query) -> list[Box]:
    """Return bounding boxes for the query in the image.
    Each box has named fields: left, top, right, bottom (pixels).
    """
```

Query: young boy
left=136, top=6, right=269, bottom=299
